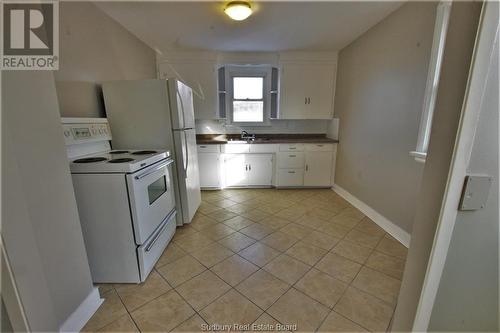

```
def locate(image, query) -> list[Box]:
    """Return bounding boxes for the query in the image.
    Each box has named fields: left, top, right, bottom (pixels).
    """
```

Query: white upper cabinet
left=158, top=61, right=217, bottom=120
left=279, top=62, right=336, bottom=119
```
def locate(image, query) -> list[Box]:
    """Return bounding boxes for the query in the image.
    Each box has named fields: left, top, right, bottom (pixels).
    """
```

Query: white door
left=304, top=151, right=333, bottom=186
left=224, top=154, right=248, bottom=187
left=198, top=153, right=220, bottom=188
left=246, top=154, right=273, bottom=186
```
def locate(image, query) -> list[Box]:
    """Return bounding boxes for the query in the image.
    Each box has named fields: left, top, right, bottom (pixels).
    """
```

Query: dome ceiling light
left=224, top=1, right=253, bottom=21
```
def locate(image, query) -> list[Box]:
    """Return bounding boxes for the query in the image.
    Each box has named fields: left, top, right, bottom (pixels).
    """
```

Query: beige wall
left=392, top=2, right=482, bottom=331
left=333, top=1, right=436, bottom=233
left=2, top=70, right=96, bottom=331
left=55, top=2, right=156, bottom=117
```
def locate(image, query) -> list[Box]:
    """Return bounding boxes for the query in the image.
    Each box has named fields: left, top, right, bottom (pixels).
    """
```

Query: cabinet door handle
left=289, top=147, right=296, bottom=150
left=249, top=164, right=251, bottom=171
left=245, top=165, right=248, bottom=171
left=289, top=154, right=296, bottom=157
left=305, top=97, right=307, bottom=104
left=288, top=171, right=295, bottom=174
left=305, top=164, right=309, bottom=171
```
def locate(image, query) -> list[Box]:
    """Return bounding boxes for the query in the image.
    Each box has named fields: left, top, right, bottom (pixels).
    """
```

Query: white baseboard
left=59, top=287, right=103, bottom=333
left=332, top=184, right=411, bottom=248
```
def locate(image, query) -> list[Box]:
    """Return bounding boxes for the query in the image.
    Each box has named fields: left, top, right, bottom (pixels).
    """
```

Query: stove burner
left=131, top=150, right=158, bottom=155
left=108, top=158, right=135, bottom=163
left=73, top=157, right=108, bottom=163
left=109, top=150, right=129, bottom=154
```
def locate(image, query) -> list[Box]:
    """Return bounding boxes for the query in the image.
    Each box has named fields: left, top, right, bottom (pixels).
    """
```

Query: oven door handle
left=145, top=210, right=175, bottom=252
left=135, top=159, right=174, bottom=180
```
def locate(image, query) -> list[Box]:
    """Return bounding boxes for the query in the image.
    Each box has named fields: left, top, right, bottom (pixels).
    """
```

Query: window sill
left=410, top=151, right=427, bottom=164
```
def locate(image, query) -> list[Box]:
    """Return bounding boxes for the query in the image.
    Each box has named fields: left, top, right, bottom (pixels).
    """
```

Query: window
left=219, top=65, right=273, bottom=125
left=232, top=77, right=264, bottom=122
left=148, top=176, right=167, bottom=205
left=411, top=1, right=451, bottom=163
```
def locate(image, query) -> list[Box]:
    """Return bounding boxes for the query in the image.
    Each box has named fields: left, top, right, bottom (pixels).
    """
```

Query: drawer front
left=222, top=144, right=250, bottom=154
left=249, top=144, right=278, bottom=153
left=277, top=152, right=305, bottom=169
left=277, top=169, right=304, bottom=187
left=305, top=143, right=335, bottom=152
left=197, top=144, right=220, bottom=153
left=137, top=210, right=176, bottom=282
left=279, top=144, right=304, bottom=152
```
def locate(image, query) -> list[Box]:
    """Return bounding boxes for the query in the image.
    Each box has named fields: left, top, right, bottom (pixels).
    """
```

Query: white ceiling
left=95, top=1, right=404, bottom=53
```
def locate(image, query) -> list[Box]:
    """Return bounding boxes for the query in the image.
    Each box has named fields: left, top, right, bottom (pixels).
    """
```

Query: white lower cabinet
left=199, top=143, right=336, bottom=189
left=246, top=154, right=274, bottom=186
left=198, top=152, right=221, bottom=188
left=304, top=151, right=333, bottom=186
left=198, top=145, right=222, bottom=189
left=224, top=154, right=273, bottom=187
left=277, top=169, right=304, bottom=187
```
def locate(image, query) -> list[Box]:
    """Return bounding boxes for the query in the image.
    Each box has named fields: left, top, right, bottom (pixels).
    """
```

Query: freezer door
left=168, top=79, right=196, bottom=129
left=173, top=128, right=201, bottom=224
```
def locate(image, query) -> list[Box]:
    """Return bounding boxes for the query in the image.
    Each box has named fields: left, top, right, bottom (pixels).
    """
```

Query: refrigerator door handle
left=177, top=90, right=186, bottom=129
left=183, top=130, right=189, bottom=177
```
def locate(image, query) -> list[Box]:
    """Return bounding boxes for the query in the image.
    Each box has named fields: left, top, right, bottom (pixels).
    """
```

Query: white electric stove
left=70, top=149, right=170, bottom=174
left=63, top=118, right=177, bottom=283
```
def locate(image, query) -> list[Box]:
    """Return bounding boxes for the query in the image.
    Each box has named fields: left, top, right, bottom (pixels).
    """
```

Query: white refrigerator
left=102, top=79, right=201, bottom=225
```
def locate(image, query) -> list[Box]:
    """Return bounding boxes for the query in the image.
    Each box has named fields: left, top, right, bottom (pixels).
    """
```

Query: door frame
left=412, top=2, right=499, bottom=330
left=1, top=238, right=30, bottom=332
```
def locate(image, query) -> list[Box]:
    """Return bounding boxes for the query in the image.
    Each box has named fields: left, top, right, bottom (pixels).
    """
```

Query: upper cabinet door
left=306, top=63, right=336, bottom=119
left=158, top=62, right=217, bottom=120
left=279, top=63, right=310, bottom=119
left=279, top=62, right=336, bottom=120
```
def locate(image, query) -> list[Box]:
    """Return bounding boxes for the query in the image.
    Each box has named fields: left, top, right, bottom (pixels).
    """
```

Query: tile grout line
left=97, top=189, right=405, bottom=332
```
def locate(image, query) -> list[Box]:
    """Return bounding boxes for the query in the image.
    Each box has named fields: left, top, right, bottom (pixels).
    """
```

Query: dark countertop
left=196, top=134, right=339, bottom=145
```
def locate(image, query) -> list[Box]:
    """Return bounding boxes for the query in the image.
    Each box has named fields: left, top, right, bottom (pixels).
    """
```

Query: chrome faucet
left=241, top=131, right=256, bottom=141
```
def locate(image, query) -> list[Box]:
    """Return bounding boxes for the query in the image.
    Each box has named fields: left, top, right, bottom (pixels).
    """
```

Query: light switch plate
left=459, top=175, right=493, bottom=211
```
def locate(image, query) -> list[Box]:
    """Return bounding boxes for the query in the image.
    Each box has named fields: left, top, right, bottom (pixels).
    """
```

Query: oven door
left=127, top=158, right=175, bottom=244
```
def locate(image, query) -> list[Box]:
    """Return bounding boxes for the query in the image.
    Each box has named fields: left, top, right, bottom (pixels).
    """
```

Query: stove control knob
left=64, top=130, right=71, bottom=137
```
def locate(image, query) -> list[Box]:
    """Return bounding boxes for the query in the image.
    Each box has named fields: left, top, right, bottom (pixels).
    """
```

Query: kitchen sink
left=227, top=140, right=248, bottom=144
left=227, top=137, right=272, bottom=144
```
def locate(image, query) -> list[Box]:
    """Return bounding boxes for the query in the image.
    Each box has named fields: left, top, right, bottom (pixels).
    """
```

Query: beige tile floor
left=84, top=189, right=408, bottom=332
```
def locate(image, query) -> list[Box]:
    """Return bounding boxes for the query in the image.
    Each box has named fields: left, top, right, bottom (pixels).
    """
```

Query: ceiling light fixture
left=224, top=1, right=252, bottom=21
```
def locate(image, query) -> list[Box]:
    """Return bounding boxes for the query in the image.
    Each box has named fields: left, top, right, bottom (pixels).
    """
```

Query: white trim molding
left=59, top=287, right=103, bottom=333
left=413, top=1, right=452, bottom=161
left=332, top=184, right=411, bottom=247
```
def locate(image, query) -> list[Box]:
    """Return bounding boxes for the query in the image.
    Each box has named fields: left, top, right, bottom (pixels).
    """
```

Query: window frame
left=411, top=1, right=451, bottom=163
left=226, top=65, right=272, bottom=126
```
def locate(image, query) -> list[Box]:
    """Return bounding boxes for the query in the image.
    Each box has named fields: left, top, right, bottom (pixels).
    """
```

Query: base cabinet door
left=246, top=154, right=273, bottom=186
left=304, top=151, right=333, bottom=186
left=224, top=154, right=248, bottom=187
left=198, top=153, right=221, bottom=188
